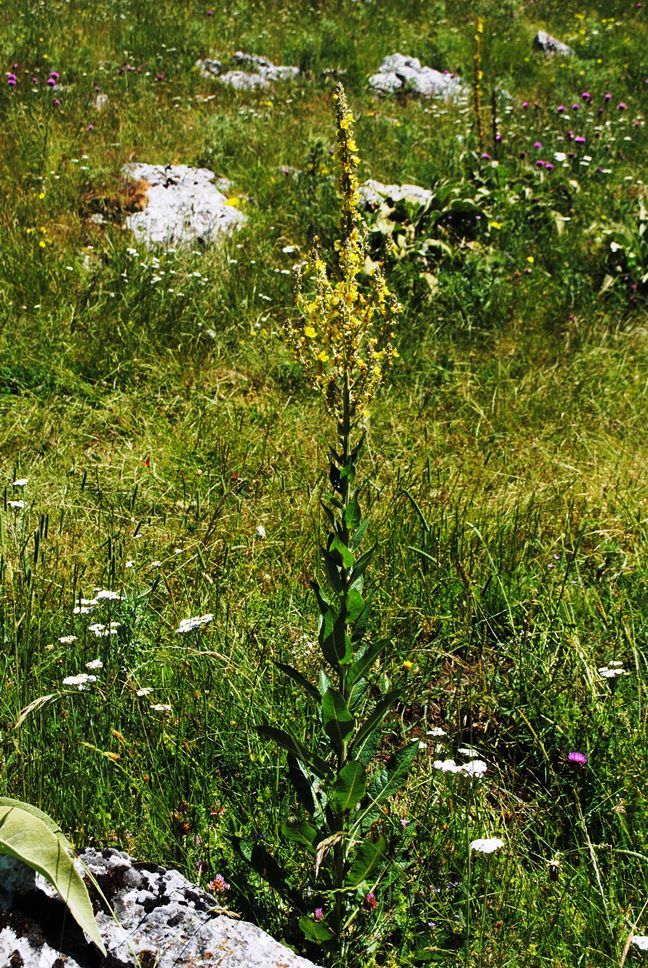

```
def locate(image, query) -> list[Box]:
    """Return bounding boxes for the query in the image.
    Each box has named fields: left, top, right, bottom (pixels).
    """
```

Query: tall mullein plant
left=239, top=85, right=418, bottom=962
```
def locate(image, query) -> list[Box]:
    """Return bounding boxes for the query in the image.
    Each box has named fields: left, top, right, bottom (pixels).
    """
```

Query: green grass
left=0, top=0, right=646, bottom=964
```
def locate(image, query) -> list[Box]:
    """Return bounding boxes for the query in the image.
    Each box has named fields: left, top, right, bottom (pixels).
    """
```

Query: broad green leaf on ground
left=0, top=800, right=106, bottom=955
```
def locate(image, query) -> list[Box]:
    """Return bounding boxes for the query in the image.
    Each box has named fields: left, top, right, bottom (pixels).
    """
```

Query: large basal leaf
left=346, top=835, right=387, bottom=887
left=328, top=761, right=367, bottom=813
left=321, top=688, right=355, bottom=751
left=0, top=801, right=106, bottom=955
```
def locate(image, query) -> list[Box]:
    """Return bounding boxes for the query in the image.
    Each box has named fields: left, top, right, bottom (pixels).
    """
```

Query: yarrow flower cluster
left=176, top=613, right=213, bottom=633
left=470, top=837, right=504, bottom=854
left=598, top=660, right=626, bottom=679
left=288, top=83, right=400, bottom=422
left=62, top=673, right=97, bottom=691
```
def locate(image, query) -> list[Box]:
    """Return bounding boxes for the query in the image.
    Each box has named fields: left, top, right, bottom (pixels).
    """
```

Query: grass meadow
left=0, top=0, right=646, bottom=964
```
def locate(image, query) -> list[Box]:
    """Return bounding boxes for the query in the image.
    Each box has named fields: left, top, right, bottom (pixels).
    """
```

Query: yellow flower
left=402, top=660, right=413, bottom=671
left=490, top=221, right=503, bottom=230
left=317, top=350, right=330, bottom=363
left=38, top=192, right=46, bottom=200
left=304, top=326, right=317, bottom=338
left=526, top=255, right=535, bottom=264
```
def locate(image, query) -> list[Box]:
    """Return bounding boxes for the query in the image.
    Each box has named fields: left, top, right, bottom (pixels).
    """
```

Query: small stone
left=359, top=178, right=434, bottom=209
left=533, top=30, right=574, bottom=57
left=196, top=51, right=299, bottom=90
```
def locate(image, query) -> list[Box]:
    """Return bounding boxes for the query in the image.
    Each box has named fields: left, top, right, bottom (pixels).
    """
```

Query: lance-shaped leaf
left=348, top=639, right=385, bottom=690
left=287, top=755, right=317, bottom=815
left=319, top=608, right=352, bottom=666
left=328, top=761, right=366, bottom=813
left=328, top=534, right=355, bottom=569
left=354, top=741, right=419, bottom=830
left=350, top=546, right=375, bottom=583
left=321, top=689, right=355, bottom=751
left=346, top=588, right=366, bottom=623
left=343, top=495, right=361, bottom=530
left=274, top=662, right=320, bottom=702
left=346, top=835, right=387, bottom=887
left=256, top=725, right=331, bottom=779
left=0, top=800, right=106, bottom=955
left=351, top=689, right=401, bottom=753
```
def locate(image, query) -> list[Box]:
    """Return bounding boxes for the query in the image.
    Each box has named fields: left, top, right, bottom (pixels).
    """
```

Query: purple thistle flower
left=47, top=77, right=57, bottom=87
left=545, top=162, right=555, bottom=170
left=313, top=907, right=324, bottom=921
left=604, top=91, right=612, bottom=101
left=557, top=104, right=566, bottom=113
left=571, top=103, right=580, bottom=111
left=574, top=135, right=587, bottom=144
left=495, top=133, right=503, bottom=143
left=49, top=71, right=60, bottom=80
left=533, top=140, right=542, bottom=149
left=53, top=97, right=61, bottom=107
left=521, top=100, right=529, bottom=109
left=581, top=91, right=591, bottom=101
left=617, top=101, right=628, bottom=111
left=481, top=151, right=491, bottom=160
left=567, top=751, right=587, bottom=769
left=536, top=159, right=546, bottom=168
left=6, top=73, right=17, bottom=87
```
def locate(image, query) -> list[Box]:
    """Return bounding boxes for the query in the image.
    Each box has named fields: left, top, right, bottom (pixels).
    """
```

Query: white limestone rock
left=0, top=848, right=321, bottom=967
left=196, top=51, right=300, bottom=90
left=122, top=163, right=246, bottom=247
left=533, top=30, right=574, bottom=56
left=369, top=54, right=466, bottom=98
left=360, top=179, right=433, bottom=209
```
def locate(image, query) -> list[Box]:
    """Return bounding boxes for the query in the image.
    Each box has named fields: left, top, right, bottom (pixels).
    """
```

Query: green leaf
left=352, top=689, right=401, bottom=752
left=346, top=836, right=387, bottom=887
left=330, top=535, right=355, bottom=569
left=256, top=725, right=331, bottom=779
left=350, top=517, right=370, bottom=551
left=346, top=588, right=366, bottom=622
left=343, top=495, right=361, bottom=530
left=356, top=742, right=419, bottom=828
left=321, top=689, right=355, bottom=751
left=329, top=761, right=367, bottom=813
left=0, top=800, right=106, bottom=955
left=274, top=662, right=320, bottom=702
left=287, top=755, right=317, bottom=815
left=319, top=609, right=352, bottom=666
left=246, top=841, right=301, bottom=908
left=282, top=818, right=318, bottom=854
left=299, top=915, right=335, bottom=944
left=348, top=640, right=385, bottom=689
left=350, top=546, right=375, bottom=582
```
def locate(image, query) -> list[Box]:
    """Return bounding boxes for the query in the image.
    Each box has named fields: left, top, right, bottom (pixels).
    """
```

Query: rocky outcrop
left=369, top=54, right=466, bottom=98
left=122, top=164, right=247, bottom=247
left=0, top=848, right=320, bottom=967
left=196, top=52, right=300, bottom=90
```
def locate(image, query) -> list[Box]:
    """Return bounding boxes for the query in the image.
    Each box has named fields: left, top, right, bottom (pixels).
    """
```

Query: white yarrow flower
left=458, top=747, right=480, bottom=758
left=94, top=589, right=122, bottom=601
left=85, top=659, right=104, bottom=670
left=256, top=524, right=267, bottom=539
left=631, top=936, right=648, bottom=952
left=459, top=759, right=488, bottom=778
left=598, top=665, right=625, bottom=679
left=58, top=635, right=77, bottom=644
left=433, top=758, right=460, bottom=773
left=62, top=673, right=97, bottom=691
left=12, top=478, right=28, bottom=487
left=176, top=613, right=213, bottom=634
left=150, top=703, right=172, bottom=713
left=136, top=687, right=153, bottom=697
left=470, top=837, right=504, bottom=854
left=7, top=500, right=25, bottom=509
left=427, top=727, right=447, bottom=738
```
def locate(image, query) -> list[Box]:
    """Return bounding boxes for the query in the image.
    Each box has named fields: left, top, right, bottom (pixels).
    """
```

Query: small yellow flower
left=304, top=325, right=317, bottom=338
left=38, top=192, right=46, bottom=200
left=490, top=221, right=503, bottom=230
left=39, top=240, right=46, bottom=248
left=402, top=660, right=413, bottom=671
left=317, top=350, right=330, bottom=363
left=526, top=255, right=535, bottom=264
